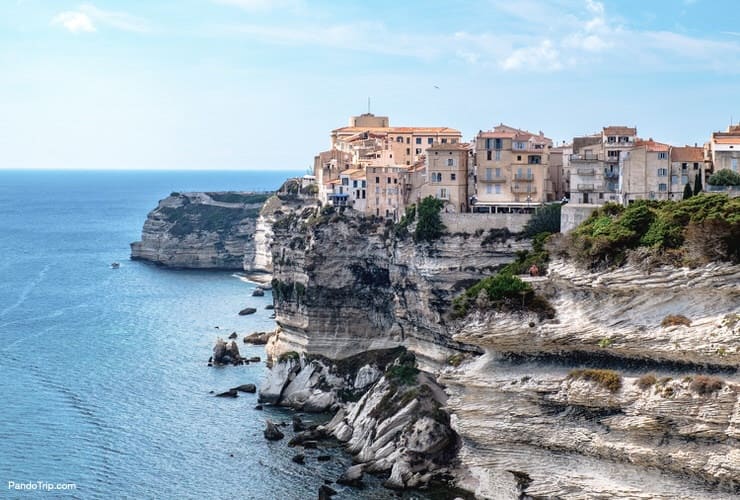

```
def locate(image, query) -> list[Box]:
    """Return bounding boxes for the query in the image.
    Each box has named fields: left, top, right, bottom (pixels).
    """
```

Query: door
left=583, top=192, right=589, bottom=204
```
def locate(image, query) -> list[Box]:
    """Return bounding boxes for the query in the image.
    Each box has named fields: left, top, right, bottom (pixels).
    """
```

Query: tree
left=694, top=172, right=702, bottom=195
left=414, top=196, right=446, bottom=242
left=708, top=168, right=740, bottom=186
left=523, top=203, right=561, bottom=237
left=682, top=182, right=693, bottom=200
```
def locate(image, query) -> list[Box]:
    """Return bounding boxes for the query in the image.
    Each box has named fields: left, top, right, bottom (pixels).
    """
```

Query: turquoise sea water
left=0, top=170, right=413, bottom=499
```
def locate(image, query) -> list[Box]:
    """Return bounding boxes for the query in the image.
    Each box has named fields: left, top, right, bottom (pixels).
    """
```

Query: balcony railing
left=576, top=168, right=595, bottom=176
left=481, top=176, right=507, bottom=183
left=513, top=173, right=534, bottom=181
left=511, top=185, right=537, bottom=194
left=570, top=153, right=602, bottom=162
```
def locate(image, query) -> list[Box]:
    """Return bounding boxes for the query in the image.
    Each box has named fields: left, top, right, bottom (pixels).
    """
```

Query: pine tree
left=682, top=182, right=693, bottom=200
left=694, top=172, right=702, bottom=195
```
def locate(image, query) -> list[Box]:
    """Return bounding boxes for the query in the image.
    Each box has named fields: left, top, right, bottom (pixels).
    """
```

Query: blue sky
left=1, top=0, right=739, bottom=169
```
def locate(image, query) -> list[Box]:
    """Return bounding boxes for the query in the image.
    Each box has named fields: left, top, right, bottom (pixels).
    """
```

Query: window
left=607, top=136, right=616, bottom=143
left=406, top=137, right=410, bottom=144
left=362, top=190, right=366, bottom=199
left=451, top=138, right=457, bottom=144
left=495, top=184, right=501, bottom=194
left=516, top=155, right=522, bottom=161
left=659, top=183, right=667, bottom=192
left=485, top=168, right=492, bottom=181
left=428, top=138, right=434, bottom=144
left=396, top=136, right=403, bottom=143
left=494, top=138, right=502, bottom=149
left=362, top=180, right=366, bottom=188
left=495, top=150, right=501, bottom=160
left=439, top=188, right=448, bottom=199
left=486, top=184, right=492, bottom=194
left=495, top=167, right=501, bottom=177
left=514, top=141, right=525, bottom=150
left=387, top=177, right=391, bottom=184
left=416, top=137, right=422, bottom=144
left=671, top=175, right=678, bottom=185
left=394, top=178, right=397, bottom=184
left=681, top=163, right=688, bottom=170
left=416, top=148, right=422, bottom=154
left=450, top=173, right=456, bottom=181
left=733, top=158, right=739, bottom=171
left=441, top=138, right=448, bottom=144
left=375, top=177, right=380, bottom=183
left=681, top=175, right=688, bottom=184
left=342, top=177, right=349, bottom=185
left=693, top=162, right=699, bottom=170
left=657, top=168, right=668, bottom=176
left=608, top=150, right=619, bottom=158
left=447, top=158, right=454, bottom=167
left=353, top=180, right=357, bottom=188
left=406, top=148, right=410, bottom=155
left=487, top=151, right=492, bottom=160
left=528, top=155, right=541, bottom=164
left=658, top=152, right=667, bottom=160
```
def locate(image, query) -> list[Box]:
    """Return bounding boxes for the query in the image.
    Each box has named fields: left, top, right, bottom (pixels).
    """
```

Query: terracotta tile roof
left=478, top=124, right=551, bottom=143
left=713, top=137, right=740, bottom=144
left=670, top=146, right=704, bottom=162
left=603, top=126, right=637, bottom=136
left=635, top=139, right=670, bottom=152
left=339, top=168, right=363, bottom=177
left=332, top=126, right=461, bottom=135
left=349, top=170, right=366, bottom=179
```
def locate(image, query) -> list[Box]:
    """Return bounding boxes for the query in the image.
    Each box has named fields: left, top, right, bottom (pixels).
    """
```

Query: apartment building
left=570, top=126, right=637, bottom=204
left=421, top=143, right=471, bottom=213
left=621, top=139, right=672, bottom=202
left=366, top=164, right=407, bottom=220
left=706, top=124, right=740, bottom=174
left=314, top=148, right=353, bottom=203
left=670, top=146, right=706, bottom=198
left=473, top=124, right=553, bottom=213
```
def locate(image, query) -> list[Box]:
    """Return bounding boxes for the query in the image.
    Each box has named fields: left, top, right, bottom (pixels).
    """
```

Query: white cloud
left=51, top=4, right=150, bottom=34
left=213, top=0, right=303, bottom=12
left=501, top=40, right=562, bottom=71
left=52, top=11, right=96, bottom=33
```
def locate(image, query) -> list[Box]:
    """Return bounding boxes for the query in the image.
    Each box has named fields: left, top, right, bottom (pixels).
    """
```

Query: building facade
left=421, top=143, right=471, bottom=213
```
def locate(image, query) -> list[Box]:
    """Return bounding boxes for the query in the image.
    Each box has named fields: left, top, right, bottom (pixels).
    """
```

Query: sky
left=1, top=0, right=740, bottom=170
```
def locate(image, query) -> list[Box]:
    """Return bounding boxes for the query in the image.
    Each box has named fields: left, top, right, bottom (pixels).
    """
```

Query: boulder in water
left=238, top=307, right=257, bottom=316
left=252, top=288, right=265, bottom=297
left=212, top=338, right=243, bottom=366
left=318, top=484, right=337, bottom=499
left=337, top=464, right=363, bottom=487
left=215, top=389, right=238, bottom=398
left=292, top=416, right=306, bottom=432
left=291, top=453, right=305, bottom=464
left=232, top=384, right=256, bottom=393
left=228, top=332, right=238, bottom=339
left=263, top=419, right=284, bottom=441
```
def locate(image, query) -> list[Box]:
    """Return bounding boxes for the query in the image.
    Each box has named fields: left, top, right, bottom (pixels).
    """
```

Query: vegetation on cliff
left=708, top=168, right=740, bottom=186
left=413, top=196, right=446, bottom=242
left=158, top=193, right=268, bottom=237
left=552, top=194, right=740, bottom=268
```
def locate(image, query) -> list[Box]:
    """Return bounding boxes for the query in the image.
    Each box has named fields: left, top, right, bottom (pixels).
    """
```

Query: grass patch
left=568, top=369, right=622, bottom=393
left=661, top=314, right=691, bottom=327
left=277, top=351, right=300, bottom=363
left=635, top=373, right=657, bottom=391
left=447, top=353, right=465, bottom=367
left=206, top=192, right=271, bottom=204
left=689, top=375, right=724, bottom=395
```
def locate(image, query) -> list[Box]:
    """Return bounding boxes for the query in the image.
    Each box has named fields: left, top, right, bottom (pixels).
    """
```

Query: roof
left=349, top=170, right=366, bottom=180
left=339, top=168, right=363, bottom=177
left=713, top=137, right=740, bottom=145
left=603, top=126, right=637, bottom=136
left=332, top=126, right=461, bottom=135
left=670, top=146, right=704, bottom=162
left=634, top=139, right=670, bottom=152
left=478, top=123, right=552, bottom=143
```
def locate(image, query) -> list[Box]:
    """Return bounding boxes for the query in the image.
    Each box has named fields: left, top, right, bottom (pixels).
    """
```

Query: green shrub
left=523, top=203, right=561, bottom=236
left=683, top=182, right=693, bottom=200
left=708, top=168, right=740, bottom=186
left=414, top=196, right=446, bottom=242
left=568, top=369, right=622, bottom=393
left=278, top=351, right=300, bottom=363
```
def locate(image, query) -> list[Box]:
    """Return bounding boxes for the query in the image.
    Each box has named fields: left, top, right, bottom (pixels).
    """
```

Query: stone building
left=621, top=139, right=671, bottom=202
left=421, top=143, right=471, bottom=213
left=473, top=124, right=553, bottom=213
left=706, top=124, right=740, bottom=174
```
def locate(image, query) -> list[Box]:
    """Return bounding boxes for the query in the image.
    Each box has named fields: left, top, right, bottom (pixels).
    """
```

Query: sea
left=0, top=170, right=433, bottom=500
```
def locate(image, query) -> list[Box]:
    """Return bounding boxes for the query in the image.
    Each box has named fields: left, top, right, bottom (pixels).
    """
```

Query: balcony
left=511, top=185, right=537, bottom=194
left=576, top=167, right=595, bottom=176
left=481, top=176, right=507, bottom=183
left=570, top=153, right=603, bottom=162
left=604, top=170, right=619, bottom=179
left=513, top=173, right=534, bottom=181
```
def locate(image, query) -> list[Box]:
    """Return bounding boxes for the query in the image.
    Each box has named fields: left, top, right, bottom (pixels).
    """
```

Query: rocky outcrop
left=212, top=338, right=243, bottom=366
left=263, top=205, right=740, bottom=498
left=130, top=192, right=272, bottom=269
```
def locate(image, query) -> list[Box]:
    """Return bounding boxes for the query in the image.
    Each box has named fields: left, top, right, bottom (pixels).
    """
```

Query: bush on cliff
left=559, top=194, right=740, bottom=268
left=523, top=203, right=561, bottom=236
left=568, top=368, right=622, bottom=393
left=414, top=196, right=446, bottom=242
left=708, top=168, right=740, bottom=186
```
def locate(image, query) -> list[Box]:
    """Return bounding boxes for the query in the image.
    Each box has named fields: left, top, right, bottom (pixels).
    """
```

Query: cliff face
left=268, top=207, right=527, bottom=366
left=130, top=192, right=271, bottom=270
left=265, top=205, right=740, bottom=498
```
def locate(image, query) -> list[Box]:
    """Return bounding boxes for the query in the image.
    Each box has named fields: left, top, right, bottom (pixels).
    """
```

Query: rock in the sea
left=318, top=484, right=337, bottom=499
left=265, top=304, right=275, bottom=310
left=252, top=288, right=265, bottom=297
left=317, top=455, right=331, bottom=462
left=288, top=429, right=326, bottom=447
left=302, top=440, right=318, bottom=449
left=263, top=419, right=284, bottom=441
left=243, top=331, right=272, bottom=345
left=291, top=453, right=305, bottom=464
left=254, top=404, right=263, bottom=410
left=215, top=389, right=238, bottom=398
left=249, top=356, right=261, bottom=363
left=293, top=416, right=306, bottom=432
left=337, top=464, right=363, bottom=487
left=238, top=307, right=257, bottom=316
left=212, top=338, right=243, bottom=366
left=232, top=384, right=256, bottom=393
left=228, top=332, right=238, bottom=339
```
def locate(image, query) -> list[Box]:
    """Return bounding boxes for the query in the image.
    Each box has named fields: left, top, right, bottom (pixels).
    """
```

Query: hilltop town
left=310, top=112, right=740, bottom=222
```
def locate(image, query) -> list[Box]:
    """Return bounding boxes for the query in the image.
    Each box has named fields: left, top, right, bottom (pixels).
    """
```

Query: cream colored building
left=570, top=126, right=637, bottom=204
left=366, top=164, right=407, bottom=220
left=670, top=146, right=706, bottom=198
left=473, top=124, right=553, bottom=213
left=621, top=139, right=672, bottom=202
left=706, top=124, right=740, bottom=174
left=421, top=143, right=471, bottom=213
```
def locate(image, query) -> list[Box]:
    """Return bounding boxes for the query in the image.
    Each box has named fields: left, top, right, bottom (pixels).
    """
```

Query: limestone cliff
left=262, top=204, right=740, bottom=498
